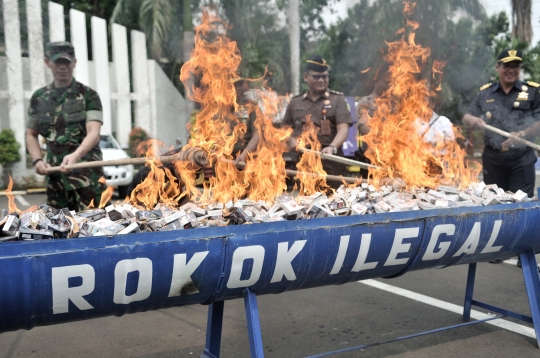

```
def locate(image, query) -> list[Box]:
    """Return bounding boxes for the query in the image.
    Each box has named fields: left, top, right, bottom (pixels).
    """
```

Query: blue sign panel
left=0, top=202, right=539, bottom=332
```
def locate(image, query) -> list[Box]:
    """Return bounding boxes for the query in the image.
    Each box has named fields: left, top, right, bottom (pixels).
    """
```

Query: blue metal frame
left=201, top=301, right=224, bottom=358
left=243, top=289, right=264, bottom=357
left=463, top=250, right=540, bottom=348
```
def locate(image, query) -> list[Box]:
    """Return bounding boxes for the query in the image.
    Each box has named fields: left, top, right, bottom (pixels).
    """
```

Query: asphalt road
left=0, top=194, right=539, bottom=357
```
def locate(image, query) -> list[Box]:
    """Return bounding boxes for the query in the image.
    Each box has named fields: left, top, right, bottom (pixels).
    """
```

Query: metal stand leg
left=243, top=288, right=265, bottom=358
left=463, top=263, right=477, bottom=322
left=201, top=301, right=225, bottom=358
left=520, top=251, right=540, bottom=348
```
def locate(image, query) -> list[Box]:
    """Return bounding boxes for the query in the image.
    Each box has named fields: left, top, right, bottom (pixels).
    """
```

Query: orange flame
left=4, top=176, right=20, bottom=214
left=99, top=186, right=114, bottom=209
left=128, top=140, right=183, bottom=209
left=362, top=2, right=480, bottom=189
left=179, top=10, right=294, bottom=203
left=295, top=116, right=330, bottom=195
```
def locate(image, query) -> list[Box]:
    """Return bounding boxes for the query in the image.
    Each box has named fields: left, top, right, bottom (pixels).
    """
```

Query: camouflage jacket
left=27, top=79, right=104, bottom=190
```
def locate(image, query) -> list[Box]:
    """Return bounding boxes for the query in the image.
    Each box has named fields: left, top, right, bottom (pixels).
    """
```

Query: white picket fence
left=0, top=0, right=188, bottom=179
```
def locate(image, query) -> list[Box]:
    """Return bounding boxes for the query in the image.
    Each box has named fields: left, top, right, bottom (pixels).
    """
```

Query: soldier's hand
left=235, top=152, right=247, bottom=168
left=34, top=160, right=50, bottom=175
left=501, top=131, right=523, bottom=150
left=472, top=116, right=486, bottom=129
left=60, top=153, right=81, bottom=173
left=321, top=146, right=335, bottom=155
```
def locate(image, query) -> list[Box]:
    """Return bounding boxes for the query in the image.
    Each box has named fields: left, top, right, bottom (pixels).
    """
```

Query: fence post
left=26, top=0, right=46, bottom=94
left=112, top=23, right=132, bottom=147
left=2, top=0, right=27, bottom=179
left=69, top=9, right=89, bottom=86
left=48, top=2, right=65, bottom=42
left=91, top=16, right=112, bottom=135
left=131, top=30, right=151, bottom=136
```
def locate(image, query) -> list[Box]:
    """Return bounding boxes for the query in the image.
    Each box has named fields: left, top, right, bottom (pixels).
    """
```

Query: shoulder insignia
left=329, top=89, right=343, bottom=95
left=479, top=83, right=492, bottom=91
left=527, top=81, right=540, bottom=88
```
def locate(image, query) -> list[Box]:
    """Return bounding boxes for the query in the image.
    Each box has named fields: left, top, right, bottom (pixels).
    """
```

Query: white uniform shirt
left=416, top=112, right=455, bottom=146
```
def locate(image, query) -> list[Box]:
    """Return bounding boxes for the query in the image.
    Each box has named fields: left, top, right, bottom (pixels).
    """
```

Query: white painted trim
left=131, top=30, right=151, bottom=134
left=26, top=0, right=46, bottom=92
left=112, top=23, right=131, bottom=146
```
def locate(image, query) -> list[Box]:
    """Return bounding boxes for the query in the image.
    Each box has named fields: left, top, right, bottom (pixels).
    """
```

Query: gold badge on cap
left=486, top=111, right=492, bottom=120
left=522, top=85, right=528, bottom=92
left=509, top=50, right=517, bottom=57
left=514, top=101, right=520, bottom=107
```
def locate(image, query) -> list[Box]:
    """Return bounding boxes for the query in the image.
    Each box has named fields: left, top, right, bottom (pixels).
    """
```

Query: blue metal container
left=0, top=201, right=538, bottom=333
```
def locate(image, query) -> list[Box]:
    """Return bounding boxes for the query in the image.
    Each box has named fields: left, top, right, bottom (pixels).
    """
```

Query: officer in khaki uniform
left=463, top=49, right=540, bottom=198
left=282, top=54, right=352, bottom=188
left=26, top=41, right=106, bottom=211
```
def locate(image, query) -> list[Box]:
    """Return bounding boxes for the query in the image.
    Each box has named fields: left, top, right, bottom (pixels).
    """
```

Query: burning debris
left=0, top=181, right=532, bottom=242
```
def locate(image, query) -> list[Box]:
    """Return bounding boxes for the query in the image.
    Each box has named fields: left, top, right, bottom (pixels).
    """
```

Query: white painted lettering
left=227, top=246, right=265, bottom=289
left=384, top=228, right=419, bottom=266
left=270, top=240, right=306, bottom=282
left=52, top=264, right=95, bottom=314
left=113, top=258, right=153, bottom=304
left=422, top=224, right=455, bottom=261
left=330, top=236, right=349, bottom=275
left=453, top=222, right=480, bottom=257
left=168, top=251, right=209, bottom=297
left=480, top=220, right=503, bottom=254
left=351, top=234, right=378, bottom=272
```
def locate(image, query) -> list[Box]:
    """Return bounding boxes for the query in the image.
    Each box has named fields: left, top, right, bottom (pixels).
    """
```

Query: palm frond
left=140, top=0, right=174, bottom=58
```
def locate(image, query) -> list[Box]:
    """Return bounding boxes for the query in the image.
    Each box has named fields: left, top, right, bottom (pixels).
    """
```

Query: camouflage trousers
left=47, top=181, right=105, bottom=212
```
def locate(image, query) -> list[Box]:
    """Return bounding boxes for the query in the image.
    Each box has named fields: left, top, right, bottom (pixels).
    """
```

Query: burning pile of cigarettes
left=0, top=181, right=531, bottom=242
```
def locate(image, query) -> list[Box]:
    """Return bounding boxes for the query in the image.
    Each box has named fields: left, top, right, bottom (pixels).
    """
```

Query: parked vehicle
left=99, top=134, right=134, bottom=198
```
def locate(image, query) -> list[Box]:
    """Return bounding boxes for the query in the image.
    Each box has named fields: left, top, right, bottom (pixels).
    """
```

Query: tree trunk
left=512, top=0, right=533, bottom=44
left=183, top=0, right=195, bottom=131
left=289, top=0, right=300, bottom=95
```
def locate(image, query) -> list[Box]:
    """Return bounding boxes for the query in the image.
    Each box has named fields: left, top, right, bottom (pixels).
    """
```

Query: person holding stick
left=463, top=49, right=540, bottom=198
left=26, top=41, right=105, bottom=211
left=282, top=54, right=353, bottom=189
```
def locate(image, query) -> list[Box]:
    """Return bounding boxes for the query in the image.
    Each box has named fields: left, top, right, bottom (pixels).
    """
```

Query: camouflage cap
left=45, top=41, right=75, bottom=62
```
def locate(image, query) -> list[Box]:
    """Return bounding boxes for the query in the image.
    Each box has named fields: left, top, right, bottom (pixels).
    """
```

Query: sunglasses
left=499, top=63, right=522, bottom=70
left=310, top=74, right=329, bottom=80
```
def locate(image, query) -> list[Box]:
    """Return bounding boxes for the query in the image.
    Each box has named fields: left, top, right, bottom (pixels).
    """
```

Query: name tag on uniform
left=486, top=99, right=494, bottom=103
left=295, top=107, right=305, bottom=111
left=320, top=119, right=331, bottom=135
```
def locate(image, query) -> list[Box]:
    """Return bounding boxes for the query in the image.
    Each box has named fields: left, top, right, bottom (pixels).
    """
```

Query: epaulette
left=479, top=83, right=493, bottom=91
left=527, top=81, right=540, bottom=88
left=329, top=89, right=344, bottom=95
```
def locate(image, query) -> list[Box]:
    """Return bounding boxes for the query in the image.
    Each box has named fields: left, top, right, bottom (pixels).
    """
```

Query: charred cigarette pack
left=19, top=227, right=54, bottom=240
left=78, top=209, right=106, bottom=221
left=2, top=215, right=20, bottom=236
left=136, top=210, right=162, bottom=222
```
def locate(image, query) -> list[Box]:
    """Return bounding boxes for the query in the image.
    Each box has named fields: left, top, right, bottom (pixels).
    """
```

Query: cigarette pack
left=512, top=190, right=528, bottom=202
left=78, top=209, right=106, bottom=221
left=19, top=227, right=54, bottom=240
left=276, top=195, right=302, bottom=216
left=159, top=220, right=183, bottom=232
left=458, top=192, right=471, bottom=201
left=418, top=201, right=436, bottom=210
left=2, top=215, right=20, bottom=236
left=117, top=222, right=141, bottom=235
left=351, top=203, right=368, bottom=215
left=438, top=185, right=459, bottom=194
left=135, top=210, right=162, bottom=221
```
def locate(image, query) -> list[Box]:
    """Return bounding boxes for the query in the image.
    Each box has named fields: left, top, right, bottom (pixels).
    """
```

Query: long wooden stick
left=483, top=124, right=540, bottom=151
left=298, top=148, right=384, bottom=170
left=226, top=159, right=366, bottom=184
left=45, top=156, right=180, bottom=173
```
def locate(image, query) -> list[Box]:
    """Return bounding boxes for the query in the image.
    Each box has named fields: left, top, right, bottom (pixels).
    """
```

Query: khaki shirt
left=282, top=90, right=352, bottom=146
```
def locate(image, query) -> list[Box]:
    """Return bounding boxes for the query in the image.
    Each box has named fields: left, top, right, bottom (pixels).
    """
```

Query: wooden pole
left=226, top=159, right=366, bottom=184
left=298, top=148, right=383, bottom=170
left=482, top=124, right=540, bottom=152
left=45, top=156, right=180, bottom=173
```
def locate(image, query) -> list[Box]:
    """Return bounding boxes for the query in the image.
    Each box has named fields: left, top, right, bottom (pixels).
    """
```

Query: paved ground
left=0, top=194, right=539, bottom=357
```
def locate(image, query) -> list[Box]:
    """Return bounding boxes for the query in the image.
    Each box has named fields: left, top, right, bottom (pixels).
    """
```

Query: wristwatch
left=329, top=145, right=338, bottom=155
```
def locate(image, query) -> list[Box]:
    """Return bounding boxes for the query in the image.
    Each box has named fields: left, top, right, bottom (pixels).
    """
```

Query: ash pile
left=0, top=181, right=532, bottom=242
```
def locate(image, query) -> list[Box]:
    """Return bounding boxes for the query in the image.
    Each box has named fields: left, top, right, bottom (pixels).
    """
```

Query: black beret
left=305, top=54, right=329, bottom=73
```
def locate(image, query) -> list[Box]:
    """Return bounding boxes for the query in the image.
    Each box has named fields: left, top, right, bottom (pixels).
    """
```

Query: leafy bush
left=0, top=129, right=21, bottom=167
left=128, top=127, right=150, bottom=157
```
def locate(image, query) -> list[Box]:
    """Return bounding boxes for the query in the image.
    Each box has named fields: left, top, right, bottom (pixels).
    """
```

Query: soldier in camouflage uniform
left=26, top=41, right=105, bottom=211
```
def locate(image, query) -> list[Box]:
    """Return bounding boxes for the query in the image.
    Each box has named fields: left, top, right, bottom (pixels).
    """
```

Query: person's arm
left=462, top=92, right=485, bottom=129
left=26, top=128, right=51, bottom=175
left=281, top=102, right=298, bottom=150
left=322, top=123, right=349, bottom=155
left=60, top=121, right=101, bottom=173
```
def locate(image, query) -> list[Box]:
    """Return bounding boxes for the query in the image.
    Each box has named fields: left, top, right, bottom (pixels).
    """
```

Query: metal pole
left=289, top=0, right=300, bottom=95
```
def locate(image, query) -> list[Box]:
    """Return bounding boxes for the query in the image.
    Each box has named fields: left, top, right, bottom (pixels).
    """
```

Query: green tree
left=0, top=129, right=22, bottom=170
left=128, top=127, right=150, bottom=158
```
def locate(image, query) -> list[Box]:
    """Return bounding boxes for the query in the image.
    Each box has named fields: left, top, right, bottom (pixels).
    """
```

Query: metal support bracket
left=243, top=288, right=265, bottom=358
left=462, top=252, right=540, bottom=348
left=201, top=301, right=224, bottom=358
